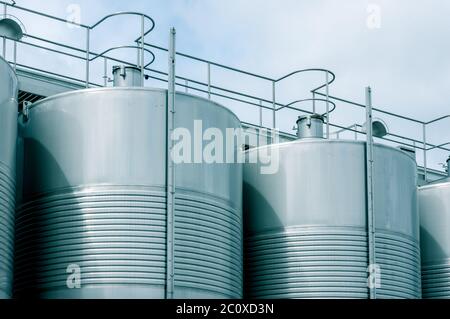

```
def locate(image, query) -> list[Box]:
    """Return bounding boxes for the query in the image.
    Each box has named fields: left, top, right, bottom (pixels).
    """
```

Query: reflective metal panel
left=0, top=56, right=18, bottom=299
left=15, top=88, right=242, bottom=299
left=244, top=139, right=420, bottom=299
left=419, top=178, right=450, bottom=298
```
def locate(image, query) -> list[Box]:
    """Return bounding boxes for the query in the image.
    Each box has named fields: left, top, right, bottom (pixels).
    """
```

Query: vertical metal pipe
left=85, top=28, right=90, bottom=88
left=272, top=82, right=276, bottom=128
left=272, top=81, right=276, bottom=144
left=325, top=72, right=330, bottom=139
left=354, top=124, right=358, bottom=140
left=185, top=79, right=188, bottom=93
left=259, top=100, right=263, bottom=128
left=136, top=47, right=140, bottom=68
left=256, top=100, right=267, bottom=147
left=103, top=57, right=107, bottom=87
left=312, top=91, right=316, bottom=114
left=207, top=62, right=211, bottom=99
left=13, top=40, right=16, bottom=70
left=2, top=3, right=7, bottom=58
left=166, top=27, right=176, bottom=300
left=423, top=124, right=428, bottom=182
left=365, top=86, right=377, bottom=299
left=140, top=14, right=145, bottom=86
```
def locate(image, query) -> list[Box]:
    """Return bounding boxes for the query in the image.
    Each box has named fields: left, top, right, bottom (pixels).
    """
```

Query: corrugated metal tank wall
left=244, top=139, right=421, bottom=298
left=419, top=178, right=450, bottom=298
left=0, top=56, right=18, bottom=299
left=14, top=88, right=243, bottom=298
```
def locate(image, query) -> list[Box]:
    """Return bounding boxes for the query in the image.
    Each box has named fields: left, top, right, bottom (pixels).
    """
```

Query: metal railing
left=1, top=0, right=449, bottom=179
left=311, top=91, right=450, bottom=181
left=1, top=1, right=155, bottom=86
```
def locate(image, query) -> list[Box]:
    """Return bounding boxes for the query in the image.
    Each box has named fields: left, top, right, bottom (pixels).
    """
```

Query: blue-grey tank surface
left=0, top=56, right=18, bottom=299
left=15, top=76, right=243, bottom=299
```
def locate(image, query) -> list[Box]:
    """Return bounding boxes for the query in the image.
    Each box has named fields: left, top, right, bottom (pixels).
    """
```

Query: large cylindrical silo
left=419, top=162, right=450, bottom=299
left=0, top=56, right=18, bottom=299
left=15, top=82, right=243, bottom=298
left=244, top=115, right=421, bottom=299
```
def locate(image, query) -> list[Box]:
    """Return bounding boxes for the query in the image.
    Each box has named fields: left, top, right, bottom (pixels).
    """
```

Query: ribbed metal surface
left=246, top=227, right=368, bottom=299
left=246, top=229, right=421, bottom=299
left=0, top=163, right=15, bottom=299
left=15, top=88, right=243, bottom=298
left=375, top=231, right=421, bottom=298
left=422, top=262, right=450, bottom=298
left=419, top=180, right=450, bottom=299
left=0, top=56, right=18, bottom=299
left=175, top=190, right=242, bottom=298
left=14, top=186, right=166, bottom=297
left=244, top=140, right=420, bottom=299
left=15, top=186, right=244, bottom=298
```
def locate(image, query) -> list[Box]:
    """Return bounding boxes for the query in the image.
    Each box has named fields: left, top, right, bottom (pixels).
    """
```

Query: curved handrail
left=89, top=45, right=155, bottom=67
left=82, top=12, right=156, bottom=87
left=89, top=12, right=155, bottom=34
left=275, top=68, right=336, bottom=92
left=277, top=98, right=337, bottom=116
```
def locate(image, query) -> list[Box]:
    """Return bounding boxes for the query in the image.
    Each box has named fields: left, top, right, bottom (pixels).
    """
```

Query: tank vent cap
left=296, top=113, right=324, bottom=139
left=363, top=118, right=389, bottom=138
left=112, top=65, right=143, bottom=87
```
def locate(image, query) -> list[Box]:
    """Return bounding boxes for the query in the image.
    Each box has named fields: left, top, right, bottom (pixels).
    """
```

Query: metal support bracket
left=22, top=100, right=31, bottom=121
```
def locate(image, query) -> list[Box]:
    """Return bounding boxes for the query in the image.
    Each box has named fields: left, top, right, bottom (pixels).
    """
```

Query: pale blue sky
left=5, top=0, right=450, bottom=170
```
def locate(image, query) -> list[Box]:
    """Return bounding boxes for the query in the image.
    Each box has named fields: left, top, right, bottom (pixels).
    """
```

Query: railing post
left=365, top=86, right=377, bottom=299
left=312, top=91, right=316, bottom=114
left=140, top=14, right=145, bottom=86
left=2, top=3, right=7, bottom=58
left=272, top=81, right=276, bottom=128
left=1, top=36, right=4, bottom=59
left=136, top=47, right=140, bottom=68
left=325, top=72, right=330, bottom=138
left=423, top=124, right=428, bottom=182
left=103, top=57, right=107, bottom=86
left=13, top=40, right=16, bottom=70
left=272, top=81, right=276, bottom=144
left=207, top=62, right=211, bottom=99
left=259, top=100, right=263, bottom=128
left=166, top=27, right=176, bottom=300
left=85, top=27, right=90, bottom=88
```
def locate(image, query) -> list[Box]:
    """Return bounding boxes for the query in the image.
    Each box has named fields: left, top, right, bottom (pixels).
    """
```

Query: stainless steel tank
left=0, top=56, right=18, bottom=299
left=419, top=160, right=450, bottom=298
left=15, top=87, right=243, bottom=299
left=244, top=116, right=420, bottom=299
